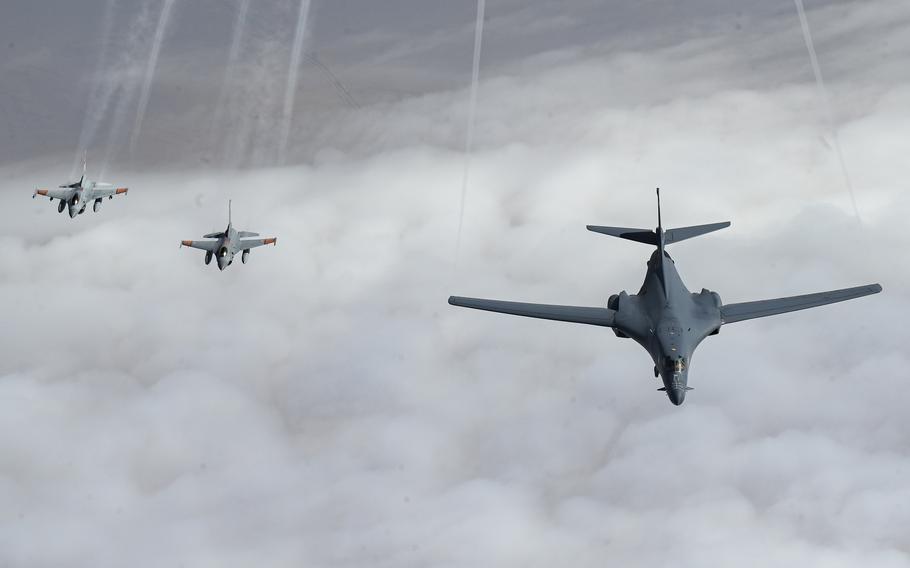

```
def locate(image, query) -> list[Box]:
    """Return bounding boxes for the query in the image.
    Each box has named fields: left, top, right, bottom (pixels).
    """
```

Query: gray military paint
left=181, top=200, right=277, bottom=271
left=449, top=189, right=882, bottom=406
left=32, top=159, right=129, bottom=218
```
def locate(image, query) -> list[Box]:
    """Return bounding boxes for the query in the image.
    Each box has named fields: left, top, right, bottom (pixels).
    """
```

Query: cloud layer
left=1, top=1, right=909, bottom=566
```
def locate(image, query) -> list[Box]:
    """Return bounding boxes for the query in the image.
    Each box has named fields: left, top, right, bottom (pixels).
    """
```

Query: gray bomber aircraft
left=449, top=190, right=882, bottom=406
left=32, top=159, right=128, bottom=217
left=180, top=201, right=277, bottom=271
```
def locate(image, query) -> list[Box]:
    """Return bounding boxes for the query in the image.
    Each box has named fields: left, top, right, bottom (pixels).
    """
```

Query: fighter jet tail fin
left=664, top=222, right=730, bottom=244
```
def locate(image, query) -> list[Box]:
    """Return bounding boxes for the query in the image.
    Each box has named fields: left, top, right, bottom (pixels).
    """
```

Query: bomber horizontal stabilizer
left=664, top=222, right=730, bottom=244
left=586, top=226, right=658, bottom=245
left=588, top=222, right=729, bottom=246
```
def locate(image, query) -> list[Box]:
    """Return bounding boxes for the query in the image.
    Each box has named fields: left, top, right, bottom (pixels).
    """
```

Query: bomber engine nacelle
left=608, top=292, right=630, bottom=338
left=701, top=288, right=722, bottom=308
left=607, top=294, right=620, bottom=311
left=93, top=198, right=102, bottom=212
left=205, top=251, right=213, bottom=265
left=701, top=289, right=723, bottom=335
left=242, top=249, right=250, bottom=264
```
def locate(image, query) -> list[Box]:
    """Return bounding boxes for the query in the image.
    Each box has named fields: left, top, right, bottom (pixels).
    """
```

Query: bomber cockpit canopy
left=664, top=356, right=687, bottom=374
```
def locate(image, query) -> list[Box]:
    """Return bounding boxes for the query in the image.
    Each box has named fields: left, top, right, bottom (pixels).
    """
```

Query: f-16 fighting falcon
left=449, top=189, right=882, bottom=406
left=32, top=158, right=128, bottom=218
left=180, top=201, right=277, bottom=271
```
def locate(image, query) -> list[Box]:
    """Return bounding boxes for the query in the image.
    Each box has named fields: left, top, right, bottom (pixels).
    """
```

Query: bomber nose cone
left=668, top=386, right=686, bottom=406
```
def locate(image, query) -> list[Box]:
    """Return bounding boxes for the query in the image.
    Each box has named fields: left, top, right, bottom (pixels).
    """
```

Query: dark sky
left=0, top=0, right=872, bottom=168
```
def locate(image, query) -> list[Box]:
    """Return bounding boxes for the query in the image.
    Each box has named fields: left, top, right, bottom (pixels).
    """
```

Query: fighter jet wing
left=721, top=284, right=882, bottom=324
left=91, top=184, right=129, bottom=199
left=238, top=237, right=277, bottom=250
left=448, top=296, right=616, bottom=327
left=180, top=240, right=219, bottom=251
left=33, top=188, right=74, bottom=200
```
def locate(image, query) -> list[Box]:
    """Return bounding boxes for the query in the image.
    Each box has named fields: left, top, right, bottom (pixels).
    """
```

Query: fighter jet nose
left=668, top=387, right=686, bottom=406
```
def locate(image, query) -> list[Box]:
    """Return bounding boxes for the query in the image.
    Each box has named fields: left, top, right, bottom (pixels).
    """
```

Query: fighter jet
left=32, top=157, right=128, bottom=218
left=449, top=189, right=882, bottom=406
left=180, top=201, right=277, bottom=271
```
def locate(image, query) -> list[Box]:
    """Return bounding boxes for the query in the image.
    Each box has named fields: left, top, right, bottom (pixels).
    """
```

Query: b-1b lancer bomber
left=32, top=159, right=128, bottom=218
left=181, top=201, right=277, bottom=271
left=449, top=189, right=882, bottom=406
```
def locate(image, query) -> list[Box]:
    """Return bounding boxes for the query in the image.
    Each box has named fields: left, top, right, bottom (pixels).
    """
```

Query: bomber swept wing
left=448, top=297, right=616, bottom=327
left=721, top=284, right=882, bottom=324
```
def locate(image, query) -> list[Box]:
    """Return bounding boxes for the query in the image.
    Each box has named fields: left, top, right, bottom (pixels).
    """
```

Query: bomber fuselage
left=611, top=249, right=722, bottom=405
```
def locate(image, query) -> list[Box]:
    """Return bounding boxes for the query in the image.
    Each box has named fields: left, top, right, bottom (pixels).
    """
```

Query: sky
left=1, top=0, right=909, bottom=566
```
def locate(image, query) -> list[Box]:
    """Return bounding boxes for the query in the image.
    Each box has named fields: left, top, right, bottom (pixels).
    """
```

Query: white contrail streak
left=454, top=0, right=486, bottom=267
left=210, top=0, right=251, bottom=150
left=226, top=0, right=251, bottom=81
left=101, top=84, right=133, bottom=179
left=130, top=0, right=177, bottom=155
left=278, top=0, right=312, bottom=165
left=793, top=0, right=861, bottom=221
left=72, top=0, right=117, bottom=179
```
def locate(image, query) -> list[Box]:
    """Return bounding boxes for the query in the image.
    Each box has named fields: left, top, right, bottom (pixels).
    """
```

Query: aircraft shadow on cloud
left=180, top=200, right=277, bottom=271
left=449, top=189, right=882, bottom=406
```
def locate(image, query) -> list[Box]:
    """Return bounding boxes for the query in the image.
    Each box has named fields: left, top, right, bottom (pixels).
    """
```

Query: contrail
left=210, top=0, right=251, bottom=149
left=278, top=0, right=313, bottom=165
left=793, top=0, right=861, bottom=221
left=130, top=0, right=177, bottom=155
left=304, top=53, right=360, bottom=109
left=72, top=0, right=117, bottom=179
left=454, top=0, right=486, bottom=267
left=101, top=83, right=134, bottom=179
